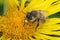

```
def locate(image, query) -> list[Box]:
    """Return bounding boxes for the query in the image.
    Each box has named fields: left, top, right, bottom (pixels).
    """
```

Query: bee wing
left=40, top=10, right=48, bottom=18
left=38, top=10, right=47, bottom=22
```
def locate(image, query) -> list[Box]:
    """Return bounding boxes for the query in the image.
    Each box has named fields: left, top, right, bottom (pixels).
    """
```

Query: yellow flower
left=0, top=0, right=60, bottom=40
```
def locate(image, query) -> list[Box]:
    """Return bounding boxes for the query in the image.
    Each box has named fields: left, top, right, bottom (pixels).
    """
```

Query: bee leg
left=23, top=21, right=25, bottom=26
left=24, top=21, right=25, bottom=26
left=35, top=19, right=39, bottom=29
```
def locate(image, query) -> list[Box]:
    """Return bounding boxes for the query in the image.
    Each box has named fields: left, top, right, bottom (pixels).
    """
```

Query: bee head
left=26, top=12, right=32, bottom=20
left=24, top=13, right=32, bottom=23
left=24, top=10, right=38, bottom=23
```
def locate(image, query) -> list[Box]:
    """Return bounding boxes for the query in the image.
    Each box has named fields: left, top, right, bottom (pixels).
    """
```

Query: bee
left=24, top=10, right=47, bottom=28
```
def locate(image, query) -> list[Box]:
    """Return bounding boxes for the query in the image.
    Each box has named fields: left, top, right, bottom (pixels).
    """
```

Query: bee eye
left=26, top=13, right=32, bottom=20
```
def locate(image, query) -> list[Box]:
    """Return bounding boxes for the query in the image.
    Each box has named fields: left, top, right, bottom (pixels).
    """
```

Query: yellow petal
left=23, top=0, right=58, bottom=13
left=44, top=18, right=60, bottom=25
left=29, top=18, right=60, bottom=40
left=35, top=18, right=60, bottom=34
left=20, top=0, right=26, bottom=11
left=7, top=0, right=19, bottom=12
left=23, top=0, right=45, bottom=13
left=35, top=18, right=60, bottom=33
left=29, top=37, right=35, bottom=40
left=34, top=0, right=58, bottom=10
left=33, top=24, right=60, bottom=40
left=45, top=2, right=60, bottom=16
left=40, top=24, right=60, bottom=34
left=33, top=32, right=60, bottom=40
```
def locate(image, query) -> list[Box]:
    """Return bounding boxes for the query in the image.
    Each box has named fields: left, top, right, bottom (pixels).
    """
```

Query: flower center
left=1, top=10, right=46, bottom=40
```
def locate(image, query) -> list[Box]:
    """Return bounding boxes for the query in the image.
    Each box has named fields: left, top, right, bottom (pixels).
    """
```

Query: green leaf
left=48, top=12, right=60, bottom=18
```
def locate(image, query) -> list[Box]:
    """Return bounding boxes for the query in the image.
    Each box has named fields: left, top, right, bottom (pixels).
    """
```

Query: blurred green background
left=0, top=0, right=4, bottom=15
left=0, top=0, right=60, bottom=18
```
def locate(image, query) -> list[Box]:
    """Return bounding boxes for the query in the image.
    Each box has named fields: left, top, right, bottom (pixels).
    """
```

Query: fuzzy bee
left=24, top=10, right=47, bottom=28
